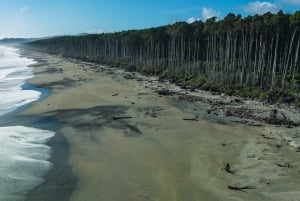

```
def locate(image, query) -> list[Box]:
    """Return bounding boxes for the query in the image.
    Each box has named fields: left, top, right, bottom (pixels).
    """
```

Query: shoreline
left=16, top=48, right=77, bottom=201
left=0, top=79, right=74, bottom=201
left=20, top=46, right=300, bottom=201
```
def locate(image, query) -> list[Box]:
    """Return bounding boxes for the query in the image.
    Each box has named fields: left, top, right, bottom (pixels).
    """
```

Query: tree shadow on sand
left=46, top=105, right=142, bottom=137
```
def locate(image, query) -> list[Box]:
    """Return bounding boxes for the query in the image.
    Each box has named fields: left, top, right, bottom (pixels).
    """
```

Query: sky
left=0, top=0, right=299, bottom=39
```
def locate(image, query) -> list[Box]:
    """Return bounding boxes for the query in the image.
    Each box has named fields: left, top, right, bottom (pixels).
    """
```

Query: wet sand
left=22, top=47, right=300, bottom=201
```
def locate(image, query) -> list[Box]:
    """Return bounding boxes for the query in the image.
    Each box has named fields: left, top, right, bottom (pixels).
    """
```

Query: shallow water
left=0, top=45, right=54, bottom=201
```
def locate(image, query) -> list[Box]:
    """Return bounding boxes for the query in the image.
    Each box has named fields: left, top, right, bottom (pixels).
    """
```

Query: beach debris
left=224, top=107, right=299, bottom=126
left=247, top=122, right=263, bottom=127
left=124, top=74, right=135, bottom=79
left=231, top=120, right=249, bottom=124
left=207, top=108, right=218, bottom=114
left=224, top=163, right=235, bottom=174
left=183, top=115, right=199, bottom=121
left=277, top=163, right=291, bottom=168
left=157, top=89, right=174, bottom=96
left=261, top=134, right=275, bottom=140
left=151, top=113, right=157, bottom=118
left=270, top=109, right=278, bottom=119
left=112, top=93, right=119, bottom=96
left=112, top=116, right=132, bottom=120
left=227, top=185, right=256, bottom=192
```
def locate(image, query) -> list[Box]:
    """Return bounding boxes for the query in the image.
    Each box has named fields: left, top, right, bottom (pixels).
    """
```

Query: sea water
left=0, top=45, right=54, bottom=201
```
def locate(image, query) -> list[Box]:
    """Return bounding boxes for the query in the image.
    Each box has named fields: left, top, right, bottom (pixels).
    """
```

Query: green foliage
left=289, top=11, right=300, bottom=26
left=186, top=76, right=207, bottom=87
left=235, top=86, right=261, bottom=98
left=295, top=99, right=300, bottom=108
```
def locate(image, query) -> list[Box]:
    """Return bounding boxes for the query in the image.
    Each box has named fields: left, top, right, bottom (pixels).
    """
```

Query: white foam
left=0, top=126, right=55, bottom=200
left=0, top=45, right=55, bottom=201
left=0, top=46, right=40, bottom=116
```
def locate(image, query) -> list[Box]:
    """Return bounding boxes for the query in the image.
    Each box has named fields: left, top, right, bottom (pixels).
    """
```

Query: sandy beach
left=21, top=47, right=300, bottom=201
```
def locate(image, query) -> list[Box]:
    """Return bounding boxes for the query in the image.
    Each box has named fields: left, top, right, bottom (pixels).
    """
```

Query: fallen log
left=157, top=89, right=174, bottom=96
left=183, top=116, right=199, bottom=121
left=227, top=185, right=256, bottom=192
left=261, top=134, right=275, bottom=140
left=247, top=123, right=263, bottom=127
left=207, top=108, right=218, bottom=114
left=277, top=163, right=291, bottom=168
left=112, top=116, right=132, bottom=120
left=224, top=163, right=235, bottom=174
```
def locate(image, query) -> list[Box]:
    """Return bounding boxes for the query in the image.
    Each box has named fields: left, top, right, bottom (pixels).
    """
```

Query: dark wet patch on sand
left=47, top=105, right=142, bottom=137
left=35, top=78, right=77, bottom=88
left=34, top=67, right=63, bottom=74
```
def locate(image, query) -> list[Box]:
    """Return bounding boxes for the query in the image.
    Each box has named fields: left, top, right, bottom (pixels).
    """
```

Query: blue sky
left=0, top=0, right=299, bottom=38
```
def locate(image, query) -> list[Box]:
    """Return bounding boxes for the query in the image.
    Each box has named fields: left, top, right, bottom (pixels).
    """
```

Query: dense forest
left=28, top=10, right=300, bottom=104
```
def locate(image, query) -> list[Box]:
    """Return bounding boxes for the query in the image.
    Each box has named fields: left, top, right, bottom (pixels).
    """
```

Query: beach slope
left=22, top=48, right=300, bottom=201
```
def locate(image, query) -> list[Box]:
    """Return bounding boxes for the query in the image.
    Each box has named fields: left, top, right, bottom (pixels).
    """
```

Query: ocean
left=0, top=45, right=54, bottom=201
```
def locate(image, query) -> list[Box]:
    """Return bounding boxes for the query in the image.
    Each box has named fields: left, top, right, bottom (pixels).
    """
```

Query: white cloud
left=202, top=7, right=220, bottom=21
left=186, top=17, right=200, bottom=24
left=241, top=1, right=280, bottom=14
left=85, top=29, right=105, bottom=34
left=19, top=6, right=29, bottom=13
left=280, top=0, right=300, bottom=5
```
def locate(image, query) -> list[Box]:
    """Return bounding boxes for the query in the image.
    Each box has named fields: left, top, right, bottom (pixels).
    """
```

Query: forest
left=27, top=10, right=300, bottom=104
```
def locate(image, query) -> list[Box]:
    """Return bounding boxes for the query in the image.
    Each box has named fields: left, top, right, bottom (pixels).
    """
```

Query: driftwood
left=112, top=116, right=132, bottom=120
left=225, top=107, right=299, bottom=126
left=228, top=185, right=256, bottom=192
left=207, top=108, right=218, bottom=114
left=183, top=116, right=199, bottom=121
left=277, top=163, right=291, bottom=168
left=232, top=120, right=249, bottom=124
left=157, top=89, right=174, bottom=96
left=247, top=123, right=263, bottom=127
left=224, top=163, right=235, bottom=174
left=112, top=93, right=119, bottom=96
left=261, top=134, right=275, bottom=140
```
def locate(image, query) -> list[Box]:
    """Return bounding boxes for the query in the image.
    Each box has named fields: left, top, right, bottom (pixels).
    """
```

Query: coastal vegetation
left=28, top=11, right=300, bottom=105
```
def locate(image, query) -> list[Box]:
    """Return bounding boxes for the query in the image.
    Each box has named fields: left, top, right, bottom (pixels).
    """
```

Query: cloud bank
left=84, top=29, right=105, bottom=34
left=241, top=1, right=280, bottom=14
left=185, top=7, right=220, bottom=23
